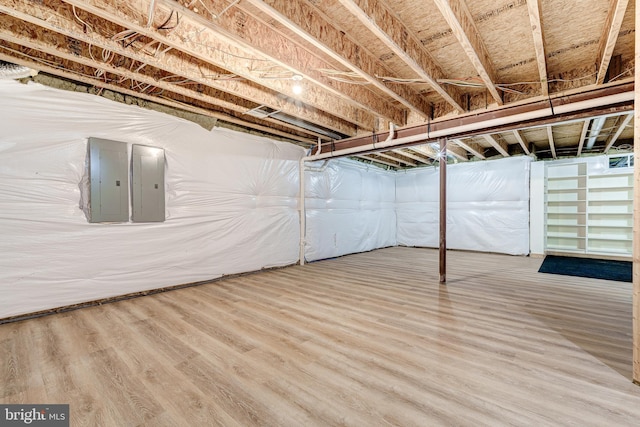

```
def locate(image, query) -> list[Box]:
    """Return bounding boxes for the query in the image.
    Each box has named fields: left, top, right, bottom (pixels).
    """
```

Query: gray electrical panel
left=88, top=137, right=129, bottom=223
left=131, top=144, right=165, bottom=222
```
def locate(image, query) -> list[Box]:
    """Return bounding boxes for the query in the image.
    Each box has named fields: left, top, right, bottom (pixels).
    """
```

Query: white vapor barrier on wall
left=0, top=80, right=303, bottom=318
left=304, top=159, right=397, bottom=262
left=396, top=156, right=532, bottom=255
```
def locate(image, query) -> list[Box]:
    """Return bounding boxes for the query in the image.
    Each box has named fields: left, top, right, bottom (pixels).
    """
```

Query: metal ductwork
left=245, top=105, right=347, bottom=140
left=585, top=116, right=606, bottom=150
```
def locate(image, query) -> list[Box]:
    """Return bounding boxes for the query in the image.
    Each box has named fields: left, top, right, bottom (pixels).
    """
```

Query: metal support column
left=439, top=138, right=447, bottom=284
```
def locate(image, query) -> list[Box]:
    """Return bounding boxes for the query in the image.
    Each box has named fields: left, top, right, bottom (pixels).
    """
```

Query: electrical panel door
left=131, top=144, right=165, bottom=222
left=88, top=137, right=129, bottom=223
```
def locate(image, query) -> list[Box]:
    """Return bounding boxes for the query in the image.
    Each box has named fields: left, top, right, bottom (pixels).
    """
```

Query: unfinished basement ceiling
left=0, top=0, right=635, bottom=168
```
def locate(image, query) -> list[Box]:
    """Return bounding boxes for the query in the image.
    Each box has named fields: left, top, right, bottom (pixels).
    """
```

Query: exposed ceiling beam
left=512, top=130, right=531, bottom=155
left=438, top=145, right=469, bottom=162
left=595, top=0, right=630, bottom=84
left=452, top=139, right=485, bottom=159
left=0, top=3, right=339, bottom=139
left=375, top=152, right=417, bottom=167
left=432, top=0, right=502, bottom=105
left=481, top=134, right=509, bottom=157
left=409, top=145, right=440, bottom=160
left=526, top=0, right=549, bottom=96
left=337, top=0, right=465, bottom=112
left=355, top=155, right=399, bottom=168
left=243, top=0, right=433, bottom=119
left=161, top=0, right=404, bottom=127
left=61, top=0, right=370, bottom=132
left=414, top=142, right=467, bottom=163
left=0, top=49, right=313, bottom=144
left=604, top=112, right=633, bottom=152
left=0, top=24, right=327, bottom=141
left=576, top=120, right=590, bottom=156
left=391, top=149, right=432, bottom=165
left=0, top=30, right=234, bottom=111
left=445, top=144, right=469, bottom=162
left=547, top=126, right=557, bottom=159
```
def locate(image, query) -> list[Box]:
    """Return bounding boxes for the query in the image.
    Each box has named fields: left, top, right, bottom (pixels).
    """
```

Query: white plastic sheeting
left=396, top=156, right=532, bottom=255
left=304, top=159, right=396, bottom=262
left=0, top=80, right=535, bottom=318
left=0, top=80, right=303, bottom=318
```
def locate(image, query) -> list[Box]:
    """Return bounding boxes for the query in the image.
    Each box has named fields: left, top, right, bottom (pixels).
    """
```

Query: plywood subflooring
left=2, top=247, right=640, bottom=426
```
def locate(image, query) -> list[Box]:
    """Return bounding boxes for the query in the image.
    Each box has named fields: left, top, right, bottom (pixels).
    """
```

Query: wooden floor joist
left=577, top=119, right=590, bottom=156
left=163, top=0, right=404, bottom=127
left=0, top=51, right=315, bottom=145
left=512, top=130, right=531, bottom=155
left=2, top=247, right=640, bottom=424
left=432, top=0, right=502, bottom=105
left=244, top=0, right=434, bottom=118
left=526, top=0, right=549, bottom=96
left=0, top=1, right=351, bottom=138
left=60, top=0, right=370, bottom=132
left=596, top=0, right=630, bottom=85
left=336, top=0, right=465, bottom=113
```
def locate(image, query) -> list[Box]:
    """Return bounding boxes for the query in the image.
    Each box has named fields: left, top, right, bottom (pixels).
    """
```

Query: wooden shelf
left=589, top=199, right=631, bottom=202
left=545, top=245, right=587, bottom=253
left=548, top=236, right=585, bottom=241
left=589, top=185, right=633, bottom=190
left=548, top=213, right=586, bottom=216
left=545, top=163, right=632, bottom=257
left=586, top=248, right=633, bottom=256
left=548, top=185, right=587, bottom=188
left=546, top=212, right=587, bottom=215
left=588, top=236, right=632, bottom=242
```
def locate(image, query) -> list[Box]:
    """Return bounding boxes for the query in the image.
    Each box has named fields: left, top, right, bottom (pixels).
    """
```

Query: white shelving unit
left=545, top=162, right=633, bottom=258
left=586, top=172, right=633, bottom=256
left=546, top=163, right=587, bottom=254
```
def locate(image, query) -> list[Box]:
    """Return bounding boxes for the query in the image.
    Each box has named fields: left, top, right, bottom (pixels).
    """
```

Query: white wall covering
left=0, top=80, right=537, bottom=318
left=304, top=160, right=397, bottom=262
left=396, top=156, right=532, bottom=255
left=0, top=80, right=303, bottom=318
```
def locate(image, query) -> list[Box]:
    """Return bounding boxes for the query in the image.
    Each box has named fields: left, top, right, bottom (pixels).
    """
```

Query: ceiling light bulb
left=292, top=84, right=303, bottom=95
left=292, top=74, right=303, bottom=81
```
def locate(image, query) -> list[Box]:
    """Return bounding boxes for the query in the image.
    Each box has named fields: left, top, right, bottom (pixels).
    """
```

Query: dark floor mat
left=538, top=255, right=631, bottom=282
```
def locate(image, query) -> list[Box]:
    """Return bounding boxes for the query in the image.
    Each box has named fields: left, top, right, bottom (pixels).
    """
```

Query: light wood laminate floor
left=2, top=247, right=640, bottom=426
